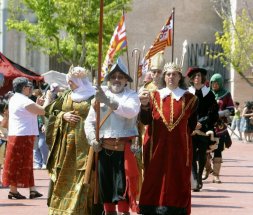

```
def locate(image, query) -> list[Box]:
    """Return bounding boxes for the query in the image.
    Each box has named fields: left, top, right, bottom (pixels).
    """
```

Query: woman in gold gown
left=45, top=66, right=95, bottom=215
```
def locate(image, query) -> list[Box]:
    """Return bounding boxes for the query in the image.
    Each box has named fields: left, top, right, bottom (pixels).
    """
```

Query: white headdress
left=66, top=66, right=95, bottom=102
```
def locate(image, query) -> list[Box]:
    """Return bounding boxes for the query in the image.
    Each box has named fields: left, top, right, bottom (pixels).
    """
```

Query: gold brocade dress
left=45, top=91, right=93, bottom=215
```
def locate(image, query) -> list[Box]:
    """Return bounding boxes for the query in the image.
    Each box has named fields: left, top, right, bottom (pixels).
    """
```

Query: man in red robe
left=138, top=62, right=198, bottom=215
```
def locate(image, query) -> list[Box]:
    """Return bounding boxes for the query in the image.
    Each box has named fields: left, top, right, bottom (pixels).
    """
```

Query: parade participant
left=142, top=71, right=153, bottom=85
left=209, top=73, right=235, bottom=183
left=138, top=51, right=165, bottom=169
left=138, top=62, right=198, bottom=215
left=186, top=67, right=219, bottom=191
left=141, top=51, right=166, bottom=91
left=84, top=58, right=140, bottom=215
left=45, top=66, right=95, bottom=214
left=2, top=77, right=45, bottom=199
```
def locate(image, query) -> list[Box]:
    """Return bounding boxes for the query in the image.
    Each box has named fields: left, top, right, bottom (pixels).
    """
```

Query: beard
left=109, top=82, right=125, bottom=94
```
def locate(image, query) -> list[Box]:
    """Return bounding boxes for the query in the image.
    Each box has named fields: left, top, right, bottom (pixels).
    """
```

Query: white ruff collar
left=188, top=85, right=210, bottom=97
left=158, top=87, right=187, bottom=101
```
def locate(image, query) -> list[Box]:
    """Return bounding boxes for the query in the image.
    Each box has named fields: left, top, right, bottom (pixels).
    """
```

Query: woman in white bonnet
left=44, top=66, right=95, bottom=214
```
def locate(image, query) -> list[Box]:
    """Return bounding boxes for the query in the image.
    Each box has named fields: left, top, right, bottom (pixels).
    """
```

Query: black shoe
left=29, top=190, right=43, bottom=199
left=198, top=177, right=203, bottom=190
left=192, top=188, right=200, bottom=192
left=8, top=191, right=26, bottom=199
left=198, top=182, right=203, bottom=190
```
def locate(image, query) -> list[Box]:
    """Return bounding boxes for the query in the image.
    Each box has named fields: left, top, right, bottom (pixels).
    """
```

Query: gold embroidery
left=152, top=92, right=196, bottom=132
left=150, top=119, right=154, bottom=162
left=186, top=125, right=189, bottom=166
left=149, top=92, right=197, bottom=164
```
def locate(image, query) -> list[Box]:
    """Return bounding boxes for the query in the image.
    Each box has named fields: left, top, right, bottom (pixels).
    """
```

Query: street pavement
left=0, top=137, right=253, bottom=215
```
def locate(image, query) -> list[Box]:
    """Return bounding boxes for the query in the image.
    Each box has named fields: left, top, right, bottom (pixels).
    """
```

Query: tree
left=211, top=0, right=253, bottom=74
left=7, top=0, right=132, bottom=69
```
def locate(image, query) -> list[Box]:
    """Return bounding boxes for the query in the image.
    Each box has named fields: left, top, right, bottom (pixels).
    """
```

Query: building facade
left=0, top=0, right=49, bottom=74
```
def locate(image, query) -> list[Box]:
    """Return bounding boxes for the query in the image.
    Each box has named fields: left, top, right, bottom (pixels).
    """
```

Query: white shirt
left=8, top=93, right=39, bottom=136
left=84, top=86, right=140, bottom=142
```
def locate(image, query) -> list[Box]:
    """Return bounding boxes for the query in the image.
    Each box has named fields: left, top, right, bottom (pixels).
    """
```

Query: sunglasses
left=110, top=75, right=126, bottom=80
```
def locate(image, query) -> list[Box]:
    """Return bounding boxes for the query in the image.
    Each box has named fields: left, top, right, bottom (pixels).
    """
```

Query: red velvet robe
left=139, top=90, right=198, bottom=215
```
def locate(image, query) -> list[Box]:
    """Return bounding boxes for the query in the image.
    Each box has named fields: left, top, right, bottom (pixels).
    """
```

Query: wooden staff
left=171, top=7, right=175, bottom=62
left=94, top=0, right=104, bottom=205
left=83, top=0, right=104, bottom=205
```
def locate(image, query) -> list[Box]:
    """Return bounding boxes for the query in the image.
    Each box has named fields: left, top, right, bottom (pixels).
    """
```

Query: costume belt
left=102, top=138, right=132, bottom=151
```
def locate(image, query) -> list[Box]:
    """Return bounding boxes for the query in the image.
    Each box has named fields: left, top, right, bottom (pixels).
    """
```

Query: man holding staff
left=85, top=58, right=140, bottom=215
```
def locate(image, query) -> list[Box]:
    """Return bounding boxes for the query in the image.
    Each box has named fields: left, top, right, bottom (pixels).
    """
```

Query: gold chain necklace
left=152, top=92, right=196, bottom=132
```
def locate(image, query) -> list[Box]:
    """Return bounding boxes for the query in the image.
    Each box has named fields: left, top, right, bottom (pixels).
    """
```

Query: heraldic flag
left=138, top=13, right=173, bottom=77
left=102, top=15, right=127, bottom=79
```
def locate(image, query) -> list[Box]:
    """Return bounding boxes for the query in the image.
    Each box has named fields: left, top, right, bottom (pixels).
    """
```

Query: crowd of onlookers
left=230, top=101, right=253, bottom=142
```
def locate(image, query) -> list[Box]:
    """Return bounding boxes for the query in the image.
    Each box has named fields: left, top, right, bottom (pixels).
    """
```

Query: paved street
left=0, top=137, right=253, bottom=215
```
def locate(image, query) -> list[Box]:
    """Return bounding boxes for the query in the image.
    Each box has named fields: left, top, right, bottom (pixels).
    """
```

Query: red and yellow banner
left=102, top=15, right=127, bottom=80
left=138, top=14, right=173, bottom=77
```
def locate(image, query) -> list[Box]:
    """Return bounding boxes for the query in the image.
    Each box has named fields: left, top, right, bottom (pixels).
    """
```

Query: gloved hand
left=95, top=86, right=108, bottom=104
left=90, top=139, right=102, bottom=152
left=95, top=86, right=118, bottom=110
left=218, top=109, right=230, bottom=117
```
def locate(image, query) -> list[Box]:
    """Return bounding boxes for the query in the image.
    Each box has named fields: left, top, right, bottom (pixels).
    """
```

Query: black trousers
left=192, top=135, right=209, bottom=185
left=98, top=148, right=126, bottom=203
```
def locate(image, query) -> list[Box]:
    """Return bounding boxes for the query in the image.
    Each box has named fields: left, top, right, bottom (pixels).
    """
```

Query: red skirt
left=2, top=136, right=35, bottom=188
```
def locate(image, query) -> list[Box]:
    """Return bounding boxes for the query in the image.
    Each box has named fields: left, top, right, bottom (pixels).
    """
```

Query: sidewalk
left=191, top=137, right=253, bottom=215
left=0, top=138, right=253, bottom=214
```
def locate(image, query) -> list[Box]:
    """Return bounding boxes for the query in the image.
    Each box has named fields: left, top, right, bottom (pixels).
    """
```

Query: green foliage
left=7, top=0, right=132, bottom=70
left=214, top=9, right=253, bottom=73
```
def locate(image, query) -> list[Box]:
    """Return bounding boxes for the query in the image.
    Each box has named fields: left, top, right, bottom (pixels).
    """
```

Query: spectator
left=0, top=100, right=8, bottom=187
left=2, top=77, right=45, bottom=199
left=49, top=82, right=60, bottom=100
left=31, top=89, right=49, bottom=170
left=230, top=101, right=242, bottom=140
left=240, top=101, right=253, bottom=142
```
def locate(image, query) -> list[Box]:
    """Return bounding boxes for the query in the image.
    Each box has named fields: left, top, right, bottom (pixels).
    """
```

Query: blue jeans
left=33, top=131, right=48, bottom=167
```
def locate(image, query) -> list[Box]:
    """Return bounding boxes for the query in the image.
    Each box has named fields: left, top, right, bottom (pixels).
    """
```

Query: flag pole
left=171, top=7, right=175, bottom=62
left=123, top=9, right=131, bottom=89
left=83, top=2, right=103, bottom=191
left=94, top=0, right=104, bottom=204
